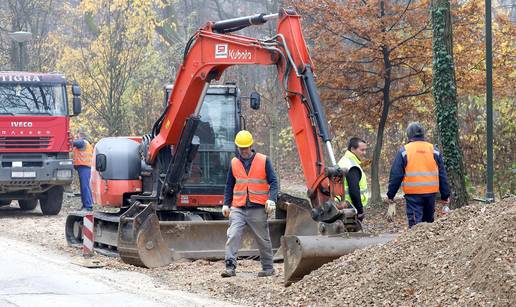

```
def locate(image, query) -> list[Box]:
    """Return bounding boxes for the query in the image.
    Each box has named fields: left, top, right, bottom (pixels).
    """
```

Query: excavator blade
left=67, top=203, right=286, bottom=267
left=282, top=233, right=396, bottom=286
left=158, top=219, right=285, bottom=260
left=117, top=201, right=172, bottom=268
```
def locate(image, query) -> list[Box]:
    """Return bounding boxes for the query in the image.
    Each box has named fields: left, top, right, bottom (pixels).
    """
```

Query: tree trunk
left=370, top=98, right=390, bottom=206
left=370, top=44, right=392, bottom=206
left=431, top=0, right=469, bottom=208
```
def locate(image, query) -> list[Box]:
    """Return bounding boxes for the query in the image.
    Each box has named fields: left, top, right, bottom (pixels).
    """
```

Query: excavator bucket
left=277, top=194, right=396, bottom=286
left=117, top=201, right=172, bottom=268
left=282, top=233, right=396, bottom=286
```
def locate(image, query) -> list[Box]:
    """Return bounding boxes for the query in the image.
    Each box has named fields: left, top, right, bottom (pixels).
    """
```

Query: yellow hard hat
left=234, top=130, right=254, bottom=148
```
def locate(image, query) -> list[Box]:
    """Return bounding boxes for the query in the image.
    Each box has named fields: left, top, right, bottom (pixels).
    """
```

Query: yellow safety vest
left=337, top=150, right=369, bottom=207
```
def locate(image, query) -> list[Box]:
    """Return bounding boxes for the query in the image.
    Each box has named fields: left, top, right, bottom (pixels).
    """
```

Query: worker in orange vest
left=72, top=130, right=94, bottom=211
left=386, top=122, right=450, bottom=228
left=221, top=130, right=278, bottom=278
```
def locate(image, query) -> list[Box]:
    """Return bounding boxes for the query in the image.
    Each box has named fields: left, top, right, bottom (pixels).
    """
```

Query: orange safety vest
left=73, top=140, right=93, bottom=167
left=402, top=141, right=439, bottom=194
left=231, top=153, right=269, bottom=207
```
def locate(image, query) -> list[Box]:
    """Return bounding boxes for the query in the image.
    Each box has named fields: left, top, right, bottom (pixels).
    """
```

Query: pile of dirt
left=2, top=191, right=513, bottom=306
left=267, top=197, right=515, bottom=306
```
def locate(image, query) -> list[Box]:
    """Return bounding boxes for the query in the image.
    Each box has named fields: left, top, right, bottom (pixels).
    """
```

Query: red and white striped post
left=82, top=213, right=94, bottom=257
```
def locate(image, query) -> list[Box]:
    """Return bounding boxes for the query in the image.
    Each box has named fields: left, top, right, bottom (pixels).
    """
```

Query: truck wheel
left=0, top=200, right=11, bottom=207
left=40, top=186, right=64, bottom=215
left=19, top=199, right=38, bottom=211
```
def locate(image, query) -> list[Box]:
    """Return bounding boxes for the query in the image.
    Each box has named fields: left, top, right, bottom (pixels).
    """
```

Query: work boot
left=257, top=269, right=275, bottom=277
left=221, top=268, right=236, bottom=278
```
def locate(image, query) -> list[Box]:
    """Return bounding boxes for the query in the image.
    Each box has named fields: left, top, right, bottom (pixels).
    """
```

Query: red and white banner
left=82, top=213, right=94, bottom=257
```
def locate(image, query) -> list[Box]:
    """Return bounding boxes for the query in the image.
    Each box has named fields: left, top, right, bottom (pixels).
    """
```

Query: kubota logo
left=11, top=122, right=33, bottom=127
left=214, top=44, right=252, bottom=60
left=228, top=49, right=252, bottom=60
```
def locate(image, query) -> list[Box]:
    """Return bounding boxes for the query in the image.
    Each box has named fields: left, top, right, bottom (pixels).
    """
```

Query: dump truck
left=0, top=72, right=81, bottom=215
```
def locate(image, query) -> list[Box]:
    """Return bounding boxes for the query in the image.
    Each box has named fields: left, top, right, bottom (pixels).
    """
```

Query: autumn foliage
left=290, top=0, right=514, bottom=199
left=292, top=0, right=433, bottom=204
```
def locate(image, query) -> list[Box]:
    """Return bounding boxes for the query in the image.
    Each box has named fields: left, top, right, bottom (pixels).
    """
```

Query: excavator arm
left=148, top=8, right=346, bottom=222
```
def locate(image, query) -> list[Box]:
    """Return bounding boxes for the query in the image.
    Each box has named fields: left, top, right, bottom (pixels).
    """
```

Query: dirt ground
left=274, top=197, right=515, bottom=307
left=0, top=192, right=513, bottom=306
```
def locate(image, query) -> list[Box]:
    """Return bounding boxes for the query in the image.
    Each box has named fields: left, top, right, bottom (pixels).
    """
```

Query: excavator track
left=65, top=210, right=122, bottom=257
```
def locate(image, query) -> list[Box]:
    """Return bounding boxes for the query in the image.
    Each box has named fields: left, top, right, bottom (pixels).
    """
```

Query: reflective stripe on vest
left=73, top=140, right=93, bottom=167
left=337, top=150, right=369, bottom=207
left=402, top=141, right=439, bottom=194
left=231, top=153, right=269, bottom=207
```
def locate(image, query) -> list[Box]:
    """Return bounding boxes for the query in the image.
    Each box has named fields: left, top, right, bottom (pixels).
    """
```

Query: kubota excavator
left=65, top=8, right=393, bottom=286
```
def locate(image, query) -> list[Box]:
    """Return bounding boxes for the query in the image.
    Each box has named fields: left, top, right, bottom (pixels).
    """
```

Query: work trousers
left=224, top=207, right=273, bottom=271
left=76, top=165, right=93, bottom=209
left=405, top=194, right=436, bottom=228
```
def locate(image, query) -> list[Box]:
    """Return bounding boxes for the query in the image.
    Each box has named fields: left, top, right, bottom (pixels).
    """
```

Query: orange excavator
left=65, top=8, right=393, bottom=285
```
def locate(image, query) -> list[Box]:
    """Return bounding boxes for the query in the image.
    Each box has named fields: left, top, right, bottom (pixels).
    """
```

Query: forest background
left=1, top=0, right=514, bottom=202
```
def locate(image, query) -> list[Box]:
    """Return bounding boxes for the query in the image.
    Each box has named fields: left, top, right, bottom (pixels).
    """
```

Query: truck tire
left=0, top=200, right=11, bottom=207
left=19, top=199, right=38, bottom=211
left=40, top=186, right=64, bottom=215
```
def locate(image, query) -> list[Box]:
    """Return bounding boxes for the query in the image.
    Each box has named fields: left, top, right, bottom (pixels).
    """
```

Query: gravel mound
left=272, top=198, right=515, bottom=306
left=2, top=192, right=513, bottom=306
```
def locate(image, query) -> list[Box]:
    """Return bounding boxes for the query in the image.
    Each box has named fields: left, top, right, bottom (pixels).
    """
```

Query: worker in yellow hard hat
left=221, top=130, right=278, bottom=278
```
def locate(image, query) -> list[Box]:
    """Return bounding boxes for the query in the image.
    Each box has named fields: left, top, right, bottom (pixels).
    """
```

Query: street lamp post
left=8, top=31, right=32, bottom=71
left=485, top=0, right=494, bottom=203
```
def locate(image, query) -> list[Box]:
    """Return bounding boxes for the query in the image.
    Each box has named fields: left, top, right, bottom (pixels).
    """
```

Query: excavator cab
left=182, top=85, right=240, bottom=196
left=164, top=83, right=243, bottom=205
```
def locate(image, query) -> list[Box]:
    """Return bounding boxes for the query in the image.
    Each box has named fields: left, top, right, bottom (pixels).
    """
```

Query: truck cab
left=0, top=71, right=81, bottom=215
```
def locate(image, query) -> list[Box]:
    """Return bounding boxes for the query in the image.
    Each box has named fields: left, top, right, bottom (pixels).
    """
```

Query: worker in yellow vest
left=221, top=130, right=278, bottom=278
left=386, top=122, right=450, bottom=228
left=337, top=137, right=368, bottom=221
left=72, top=130, right=93, bottom=211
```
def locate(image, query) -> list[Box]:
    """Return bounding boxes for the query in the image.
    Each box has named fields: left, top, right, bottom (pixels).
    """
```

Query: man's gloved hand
left=265, top=200, right=276, bottom=215
left=440, top=198, right=451, bottom=215
left=222, top=205, right=230, bottom=218
left=386, top=199, right=396, bottom=222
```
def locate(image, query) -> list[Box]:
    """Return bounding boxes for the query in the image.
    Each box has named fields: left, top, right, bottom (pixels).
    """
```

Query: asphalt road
left=0, top=237, right=237, bottom=307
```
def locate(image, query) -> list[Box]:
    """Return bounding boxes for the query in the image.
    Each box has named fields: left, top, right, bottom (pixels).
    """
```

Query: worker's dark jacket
left=224, top=151, right=278, bottom=208
left=346, top=167, right=364, bottom=214
left=387, top=137, right=450, bottom=200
